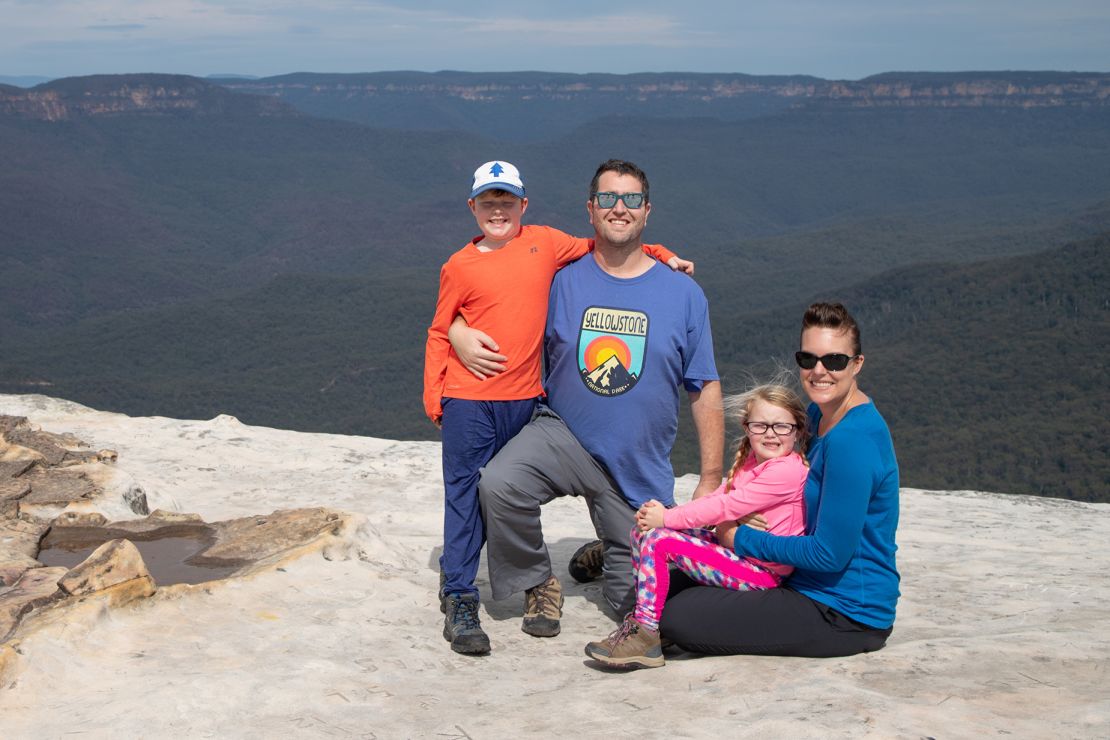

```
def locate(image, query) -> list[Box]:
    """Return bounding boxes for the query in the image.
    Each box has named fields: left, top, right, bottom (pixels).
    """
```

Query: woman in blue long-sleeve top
left=660, top=302, right=900, bottom=657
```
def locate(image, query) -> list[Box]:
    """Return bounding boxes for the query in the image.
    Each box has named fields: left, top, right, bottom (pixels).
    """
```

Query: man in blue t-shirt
left=455, top=159, right=723, bottom=639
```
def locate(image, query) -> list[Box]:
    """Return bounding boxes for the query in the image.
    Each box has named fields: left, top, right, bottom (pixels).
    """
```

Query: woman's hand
left=448, top=316, right=507, bottom=379
left=737, top=513, right=769, bottom=531
left=715, top=514, right=766, bottom=549
left=715, top=519, right=738, bottom=549
left=635, top=500, right=667, bottom=532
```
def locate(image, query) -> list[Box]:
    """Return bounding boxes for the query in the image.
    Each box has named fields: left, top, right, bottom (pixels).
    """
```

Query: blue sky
left=2, top=1, right=1108, bottom=80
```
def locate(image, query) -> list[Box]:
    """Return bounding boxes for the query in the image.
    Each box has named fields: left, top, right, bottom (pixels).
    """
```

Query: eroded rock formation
left=0, top=414, right=354, bottom=659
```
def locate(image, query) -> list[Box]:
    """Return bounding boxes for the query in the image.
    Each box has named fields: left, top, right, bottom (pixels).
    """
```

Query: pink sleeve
left=662, top=454, right=808, bottom=530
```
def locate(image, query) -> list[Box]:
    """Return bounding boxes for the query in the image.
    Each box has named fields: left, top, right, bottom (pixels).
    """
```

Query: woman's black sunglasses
left=795, top=351, right=859, bottom=371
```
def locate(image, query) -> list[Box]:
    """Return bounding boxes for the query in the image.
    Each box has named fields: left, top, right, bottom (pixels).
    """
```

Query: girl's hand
left=737, top=513, right=769, bottom=532
left=448, top=317, right=507, bottom=379
left=635, top=500, right=667, bottom=531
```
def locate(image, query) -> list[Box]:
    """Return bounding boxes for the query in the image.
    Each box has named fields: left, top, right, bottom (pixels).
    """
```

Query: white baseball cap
left=470, top=160, right=525, bottom=199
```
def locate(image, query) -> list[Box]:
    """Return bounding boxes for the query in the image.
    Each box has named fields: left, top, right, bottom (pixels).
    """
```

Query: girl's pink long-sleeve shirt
left=663, top=451, right=808, bottom=576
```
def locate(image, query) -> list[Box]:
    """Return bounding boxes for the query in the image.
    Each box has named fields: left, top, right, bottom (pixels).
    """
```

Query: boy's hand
left=667, top=256, right=695, bottom=275
left=635, top=499, right=667, bottom=531
left=448, top=319, right=507, bottom=379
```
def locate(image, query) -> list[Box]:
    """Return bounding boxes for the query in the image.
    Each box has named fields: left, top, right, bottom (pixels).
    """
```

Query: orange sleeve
left=548, top=228, right=592, bottom=268
left=642, top=242, right=677, bottom=263
left=423, top=261, right=464, bottom=422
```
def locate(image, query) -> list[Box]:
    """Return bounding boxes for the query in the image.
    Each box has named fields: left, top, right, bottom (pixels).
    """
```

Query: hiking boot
left=522, top=575, right=563, bottom=637
left=443, top=593, right=491, bottom=655
left=568, top=540, right=604, bottom=583
left=584, top=616, right=664, bottom=669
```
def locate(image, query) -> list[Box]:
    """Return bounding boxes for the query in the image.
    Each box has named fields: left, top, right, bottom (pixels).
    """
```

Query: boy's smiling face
left=469, top=190, right=528, bottom=246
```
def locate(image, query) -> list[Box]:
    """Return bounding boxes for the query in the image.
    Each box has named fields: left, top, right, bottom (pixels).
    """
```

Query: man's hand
left=689, top=477, right=720, bottom=501
left=448, top=316, right=507, bottom=379
left=689, top=380, right=724, bottom=500
left=666, top=256, right=695, bottom=275
left=635, top=499, right=667, bottom=532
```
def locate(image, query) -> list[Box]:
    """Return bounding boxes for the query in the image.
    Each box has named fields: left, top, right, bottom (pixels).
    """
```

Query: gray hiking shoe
left=522, top=575, right=563, bottom=637
left=568, top=539, right=604, bottom=583
left=585, top=615, right=664, bottom=669
left=443, top=593, right=490, bottom=655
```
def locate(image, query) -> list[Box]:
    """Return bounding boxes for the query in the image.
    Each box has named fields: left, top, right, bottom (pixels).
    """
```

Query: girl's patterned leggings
left=631, top=526, right=782, bottom=631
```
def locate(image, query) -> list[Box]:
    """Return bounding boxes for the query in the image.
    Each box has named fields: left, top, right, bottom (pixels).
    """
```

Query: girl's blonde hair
left=724, top=382, right=810, bottom=482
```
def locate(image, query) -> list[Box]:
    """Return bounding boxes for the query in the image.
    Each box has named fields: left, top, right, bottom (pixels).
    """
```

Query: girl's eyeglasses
left=743, top=422, right=798, bottom=435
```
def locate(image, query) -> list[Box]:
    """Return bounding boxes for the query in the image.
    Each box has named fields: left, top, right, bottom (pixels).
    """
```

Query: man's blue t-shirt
left=543, top=255, right=718, bottom=508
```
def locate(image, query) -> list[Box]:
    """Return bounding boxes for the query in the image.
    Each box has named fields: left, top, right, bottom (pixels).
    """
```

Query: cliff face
left=0, top=74, right=294, bottom=121
left=4, top=72, right=1106, bottom=124
left=221, top=71, right=1110, bottom=109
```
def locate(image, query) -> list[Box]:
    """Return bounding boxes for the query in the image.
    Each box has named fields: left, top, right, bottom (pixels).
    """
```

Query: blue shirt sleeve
left=735, top=430, right=878, bottom=572
left=681, top=285, right=717, bottom=392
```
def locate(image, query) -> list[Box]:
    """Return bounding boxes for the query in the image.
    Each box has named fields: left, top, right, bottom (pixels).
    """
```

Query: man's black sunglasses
left=795, top=351, right=859, bottom=371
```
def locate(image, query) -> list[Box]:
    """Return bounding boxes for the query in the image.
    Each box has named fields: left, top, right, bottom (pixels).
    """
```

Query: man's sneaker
left=443, top=593, right=491, bottom=655
left=568, top=540, right=604, bottom=583
left=522, top=575, right=563, bottom=637
left=584, top=615, right=664, bottom=669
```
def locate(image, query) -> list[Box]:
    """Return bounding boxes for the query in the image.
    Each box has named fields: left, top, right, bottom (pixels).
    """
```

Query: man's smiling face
left=588, top=171, right=651, bottom=248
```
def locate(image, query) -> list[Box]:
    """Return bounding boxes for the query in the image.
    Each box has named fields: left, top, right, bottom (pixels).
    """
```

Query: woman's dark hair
left=589, top=159, right=650, bottom=204
left=801, top=302, right=861, bottom=356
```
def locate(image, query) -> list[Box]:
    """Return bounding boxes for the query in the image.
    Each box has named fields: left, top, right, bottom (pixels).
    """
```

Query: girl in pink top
left=585, top=383, right=809, bottom=669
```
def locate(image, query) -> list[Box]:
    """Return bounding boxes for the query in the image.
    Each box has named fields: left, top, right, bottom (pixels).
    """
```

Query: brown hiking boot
left=585, top=615, right=664, bottom=669
left=522, top=575, right=563, bottom=637
left=568, top=539, right=604, bottom=583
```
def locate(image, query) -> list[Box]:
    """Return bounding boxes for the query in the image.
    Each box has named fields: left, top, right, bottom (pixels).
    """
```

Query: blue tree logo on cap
left=470, top=160, right=525, bottom=199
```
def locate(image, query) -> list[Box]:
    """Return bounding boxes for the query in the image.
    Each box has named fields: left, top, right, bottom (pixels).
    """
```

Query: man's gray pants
left=478, top=406, right=636, bottom=616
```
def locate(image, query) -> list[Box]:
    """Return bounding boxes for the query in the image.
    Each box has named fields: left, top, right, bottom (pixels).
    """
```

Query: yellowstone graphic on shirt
left=577, top=306, right=648, bottom=396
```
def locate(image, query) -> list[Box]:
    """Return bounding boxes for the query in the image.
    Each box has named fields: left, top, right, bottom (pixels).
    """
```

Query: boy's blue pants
left=439, top=397, right=537, bottom=598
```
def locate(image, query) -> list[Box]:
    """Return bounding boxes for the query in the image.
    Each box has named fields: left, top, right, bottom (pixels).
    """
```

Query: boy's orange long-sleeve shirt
left=423, top=225, right=676, bottom=422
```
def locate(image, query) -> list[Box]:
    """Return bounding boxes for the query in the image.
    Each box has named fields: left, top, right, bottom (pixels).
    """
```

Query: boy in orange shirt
left=424, top=161, right=689, bottom=655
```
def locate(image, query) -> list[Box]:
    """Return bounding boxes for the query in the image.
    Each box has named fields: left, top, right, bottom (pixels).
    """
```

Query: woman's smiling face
left=799, top=326, right=863, bottom=409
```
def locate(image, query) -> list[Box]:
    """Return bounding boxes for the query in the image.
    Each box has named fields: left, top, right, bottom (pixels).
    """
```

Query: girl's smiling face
left=745, top=398, right=799, bottom=464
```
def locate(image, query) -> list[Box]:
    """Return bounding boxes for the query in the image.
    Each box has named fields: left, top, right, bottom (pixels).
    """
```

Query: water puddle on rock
left=38, top=531, right=243, bottom=586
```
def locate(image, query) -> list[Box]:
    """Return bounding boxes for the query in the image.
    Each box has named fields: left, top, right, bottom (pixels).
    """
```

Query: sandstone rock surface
left=0, top=393, right=1107, bottom=739
left=56, top=538, right=155, bottom=599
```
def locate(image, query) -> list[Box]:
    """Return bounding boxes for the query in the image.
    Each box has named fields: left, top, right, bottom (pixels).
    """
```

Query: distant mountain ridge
left=213, top=71, right=1110, bottom=139
left=3, top=71, right=1108, bottom=135
left=0, top=74, right=294, bottom=121
left=224, top=70, right=1110, bottom=108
